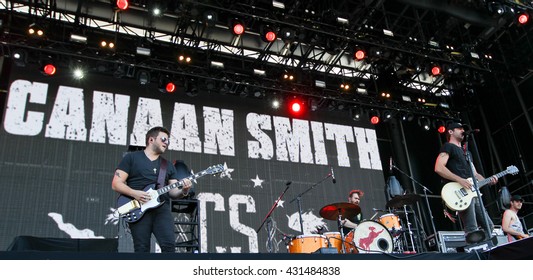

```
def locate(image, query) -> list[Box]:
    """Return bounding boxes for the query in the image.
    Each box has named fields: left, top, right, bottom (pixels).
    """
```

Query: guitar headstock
left=506, top=165, right=519, bottom=175
left=205, top=164, right=225, bottom=175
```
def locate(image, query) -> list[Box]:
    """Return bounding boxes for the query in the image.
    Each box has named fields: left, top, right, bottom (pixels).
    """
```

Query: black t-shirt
left=440, top=142, right=470, bottom=184
left=117, top=150, right=178, bottom=190
left=342, top=211, right=363, bottom=235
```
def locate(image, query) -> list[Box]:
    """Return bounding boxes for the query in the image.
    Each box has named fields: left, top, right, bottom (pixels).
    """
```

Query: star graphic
left=251, top=175, right=264, bottom=188
left=219, top=162, right=234, bottom=180
left=277, top=200, right=285, bottom=208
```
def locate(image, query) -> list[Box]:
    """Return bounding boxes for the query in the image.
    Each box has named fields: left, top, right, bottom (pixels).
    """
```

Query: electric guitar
left=117, top=164, right=225, bottom=223
left=441, top=165, right=519, bottom=211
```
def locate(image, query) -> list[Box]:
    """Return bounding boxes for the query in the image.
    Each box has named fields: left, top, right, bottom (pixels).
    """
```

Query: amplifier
left=438, top=231, right=466, bottom=253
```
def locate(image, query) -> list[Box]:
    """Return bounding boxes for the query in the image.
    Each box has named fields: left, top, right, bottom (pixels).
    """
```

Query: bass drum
left=346, top=220, right=393, bottom=253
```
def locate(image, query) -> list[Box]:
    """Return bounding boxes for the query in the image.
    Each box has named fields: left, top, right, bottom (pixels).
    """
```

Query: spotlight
left=271, top=98, right=281, bottom=109
left=115, top=0, right=129, bottom=11
left=73, top=68, right=85, bottom=80
left=431, top=65, right=441, bottom=76
left=354, top=47, right=366, bottom=61
left=136, top=47, right=151, bottom=56
left=288, top=99, right=304, bottom=115
left=260, top=25, right=277, bottom=42
left=159, top=75, right=176, bottom=93
left=283, top=72, right=295, bottom=81
left=369, top=110, right=380, bottom=125
left=41, top=63, right=57, bottom=76
left=70, top=34, right=88, bottom=44
left=340, top=83, right=350, bottom=91
left=178, top=55, right=192, bottom=63
left=12, top=49, right=27, bottom=67
left=418, top=117, right=430, bottom=131
left=231, top=19, right=245, bottom=35
left=434, top=119, right=446, bottom=133
left=137, top=69, right=151, bottom=85
left=28, top=24, right=44, bottom=37
left=518, top=12, right=529, bottom=25
left=184, top=78, right=198, bottom=97
left=204, top=10, right=218, bottom=27
left=350, top=107, right=363, bottom=121
left=380, top=92, right=391, bottom=99
left=100, top=40, right=115, bottom=49
left=382, top=110, right=393, bottom=121
left=400, top=112, right=414, bottom=122
left=280, top=27, right=296, bottom=42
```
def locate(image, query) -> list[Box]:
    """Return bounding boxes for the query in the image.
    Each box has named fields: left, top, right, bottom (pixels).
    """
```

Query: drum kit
left=287, top=194, right=420, bottom=254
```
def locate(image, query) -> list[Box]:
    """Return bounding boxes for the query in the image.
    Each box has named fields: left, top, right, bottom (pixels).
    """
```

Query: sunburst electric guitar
left=117, top=164, right=225, bottom=223
left=441, top=165, right=519, bottom=211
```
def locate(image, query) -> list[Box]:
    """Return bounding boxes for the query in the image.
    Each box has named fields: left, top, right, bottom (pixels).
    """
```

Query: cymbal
left=319, top=202, right=361, bottom=221
left=386, top=194, right=421, bottom=208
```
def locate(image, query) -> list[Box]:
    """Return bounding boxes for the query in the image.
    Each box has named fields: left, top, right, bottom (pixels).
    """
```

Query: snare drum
left=323, top=232, right=342, bottom=253
left=288, top=234, right=327, bottom=253
left=349, top=220, right=393, bottom=253
left=379, top=213, right=402, bottom=233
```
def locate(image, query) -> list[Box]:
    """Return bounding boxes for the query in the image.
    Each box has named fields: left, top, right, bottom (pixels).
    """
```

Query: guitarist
left=112, top=126, right=192, bottom=252
left=502, top=195, right=529, bottom=241
left=434, top=122, right=497, bottom=244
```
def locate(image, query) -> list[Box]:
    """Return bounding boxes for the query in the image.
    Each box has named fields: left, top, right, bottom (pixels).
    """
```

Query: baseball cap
left=447, top=122, right=464, bottom=131
left=511, top=194, right=524, bottom=202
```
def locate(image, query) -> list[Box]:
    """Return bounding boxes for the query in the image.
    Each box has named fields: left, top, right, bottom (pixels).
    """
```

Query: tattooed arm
left=434, top=152, right=472, bottom=189
left=112, top=169, right=151, bottom=203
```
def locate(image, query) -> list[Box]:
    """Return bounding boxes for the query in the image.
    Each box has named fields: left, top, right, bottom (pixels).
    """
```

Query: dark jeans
left=128, top=202, right=176, bottom=253
left=459, top=197, right=494, bottom=234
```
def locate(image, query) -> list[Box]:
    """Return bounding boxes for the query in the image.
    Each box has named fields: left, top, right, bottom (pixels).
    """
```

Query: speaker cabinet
left=438, top=231, right=466, bottom=253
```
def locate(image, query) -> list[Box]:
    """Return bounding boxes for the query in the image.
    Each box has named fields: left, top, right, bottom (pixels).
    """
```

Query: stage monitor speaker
left=438, top=231, right=466, bottom=253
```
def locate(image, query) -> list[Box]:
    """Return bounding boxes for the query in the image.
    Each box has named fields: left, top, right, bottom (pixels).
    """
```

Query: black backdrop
left=0, top=66, right=387, bottom=253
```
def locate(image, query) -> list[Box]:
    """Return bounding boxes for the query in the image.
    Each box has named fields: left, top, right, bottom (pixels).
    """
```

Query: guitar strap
left=156, top=157, right=168, bottom=190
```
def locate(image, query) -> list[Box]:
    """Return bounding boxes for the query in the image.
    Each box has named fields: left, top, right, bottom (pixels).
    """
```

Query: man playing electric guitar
left=434, top=122, right=497, bottom=244
left=112, top=126, right=192, bottom=253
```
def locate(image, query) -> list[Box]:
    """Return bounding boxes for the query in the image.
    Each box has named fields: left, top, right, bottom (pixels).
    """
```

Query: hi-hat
left=319, top=202, right=361, bottom=221
left=386, top=194, right=421, bottom=208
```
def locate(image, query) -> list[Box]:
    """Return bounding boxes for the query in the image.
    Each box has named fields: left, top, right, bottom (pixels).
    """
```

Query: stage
left=2, top=235, right=532, bottom=260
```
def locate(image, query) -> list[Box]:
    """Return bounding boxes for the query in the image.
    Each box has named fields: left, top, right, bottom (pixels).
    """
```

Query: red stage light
left=116, top=0, right=129, bottom=11
left=518, top=13, right=529, bottom=25
left=354, top=50, right=366, bottom=60
left=232, top=23, right=245, bottom=35
left=370, top=116, right=380, bottom=125
left=166, top=82, right=176, bottom=93
left=437, top=125, right=446, bottom=134
left=42, top=64, right=56, bottom=76
left=431, top=66, right=441, bottom=76
left=264, top=31, right=277, bottom=42
left=291, top=102, right=301, bottom=113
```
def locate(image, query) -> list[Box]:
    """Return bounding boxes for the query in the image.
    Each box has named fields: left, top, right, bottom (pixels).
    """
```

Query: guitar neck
left=156, top=172, right=204, bottom=196
left=477, top=170, right=510, bottom=188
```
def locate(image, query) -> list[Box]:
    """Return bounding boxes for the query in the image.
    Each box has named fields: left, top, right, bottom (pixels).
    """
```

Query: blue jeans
left=459, top=197, right=494, bottom=234
left=128, top=202, right=176, bottom=253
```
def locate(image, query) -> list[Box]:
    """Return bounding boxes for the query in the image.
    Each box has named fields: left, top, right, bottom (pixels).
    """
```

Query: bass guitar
left=117, top=164, right=225, bottom=223
left=441, top=165, right=519, bottom=211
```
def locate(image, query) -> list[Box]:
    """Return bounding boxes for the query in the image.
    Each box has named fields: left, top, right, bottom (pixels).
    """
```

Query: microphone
left=330, top=167, right=336, bottom=184
left=286, top=181, right=292, bottom=186
left=464, top=129, right=481, bottom=135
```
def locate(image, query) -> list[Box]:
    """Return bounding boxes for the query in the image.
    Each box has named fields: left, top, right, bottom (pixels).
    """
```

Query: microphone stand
left=256, top=182, right=291, bottom=253
left=463, top=133, right=493, bottom=245
left=289, top=173, right=333, bottom=234
left=391, top=163, right=438, bottom=252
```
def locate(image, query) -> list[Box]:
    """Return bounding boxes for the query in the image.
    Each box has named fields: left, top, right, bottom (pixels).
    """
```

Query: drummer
left=341, top=189, right=364, bottom=235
